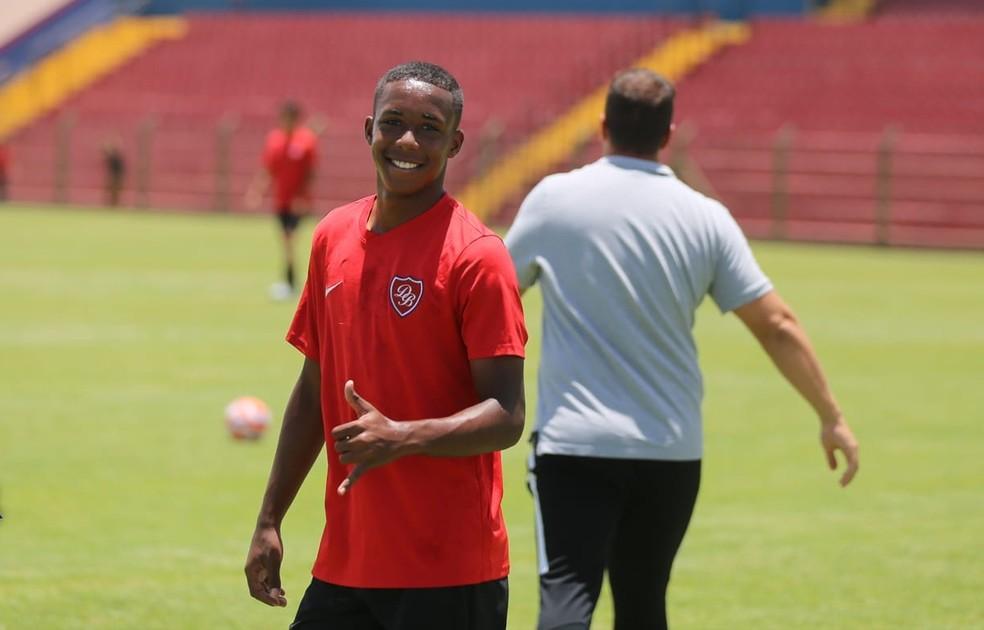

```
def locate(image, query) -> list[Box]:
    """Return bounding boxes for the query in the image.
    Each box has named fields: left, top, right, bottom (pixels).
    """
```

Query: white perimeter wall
left=0, top=0, right=74, bottom=48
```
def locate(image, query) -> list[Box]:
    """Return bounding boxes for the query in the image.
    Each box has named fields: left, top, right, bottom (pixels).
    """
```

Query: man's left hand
left=331, top=380, right=412, bottom=495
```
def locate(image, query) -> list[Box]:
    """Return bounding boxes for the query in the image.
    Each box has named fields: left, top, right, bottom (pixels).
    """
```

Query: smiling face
left=365, top=79, right=464, bottom=199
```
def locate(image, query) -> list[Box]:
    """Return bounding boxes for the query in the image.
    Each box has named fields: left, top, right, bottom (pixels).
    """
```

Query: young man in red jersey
left=244, top=62, right=527, bottom=629
left=246, top=100, right=319, bottom=300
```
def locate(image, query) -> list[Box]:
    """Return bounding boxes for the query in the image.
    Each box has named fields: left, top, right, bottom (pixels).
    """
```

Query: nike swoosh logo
left=324, top=280, right=343, bottom=297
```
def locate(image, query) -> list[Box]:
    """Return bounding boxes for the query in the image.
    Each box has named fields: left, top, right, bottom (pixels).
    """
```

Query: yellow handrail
left=817, top=0, right=878, bottom=22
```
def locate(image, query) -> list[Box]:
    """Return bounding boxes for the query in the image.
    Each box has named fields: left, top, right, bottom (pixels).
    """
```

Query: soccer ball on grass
left=225, top=396, right=272, bottom=440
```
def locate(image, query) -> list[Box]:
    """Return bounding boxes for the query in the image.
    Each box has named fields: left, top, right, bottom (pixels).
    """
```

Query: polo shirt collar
left=602, top=155, right=675, bottom=178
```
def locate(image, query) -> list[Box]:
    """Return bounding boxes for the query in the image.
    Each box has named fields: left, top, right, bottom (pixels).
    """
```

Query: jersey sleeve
left=453, top=235, right=528, bottom=360
left=503, top=181, right=548, bottom=292
left=708, top=206, right=773, bottom=313
left=286, top=229, right=324, bottom=360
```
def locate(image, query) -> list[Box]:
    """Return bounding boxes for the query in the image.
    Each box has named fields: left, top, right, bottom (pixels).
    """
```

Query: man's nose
left=395, top=128, right=419, bottom=149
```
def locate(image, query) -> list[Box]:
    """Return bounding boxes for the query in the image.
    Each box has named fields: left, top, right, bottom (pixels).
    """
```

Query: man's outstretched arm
left=734, top=291, right=859, bottom=487
left=245, top=357, right=324, bottom=606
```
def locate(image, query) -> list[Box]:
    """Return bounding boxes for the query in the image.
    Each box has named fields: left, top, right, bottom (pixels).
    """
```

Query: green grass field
left=1, top=205, right=982, bottom=629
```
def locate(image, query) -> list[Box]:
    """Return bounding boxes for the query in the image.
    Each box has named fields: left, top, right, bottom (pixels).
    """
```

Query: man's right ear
left=364, top=117, right=374, bottom=145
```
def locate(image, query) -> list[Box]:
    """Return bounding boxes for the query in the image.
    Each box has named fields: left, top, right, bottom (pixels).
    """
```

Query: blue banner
left=142, top=0, right=811, bottom=19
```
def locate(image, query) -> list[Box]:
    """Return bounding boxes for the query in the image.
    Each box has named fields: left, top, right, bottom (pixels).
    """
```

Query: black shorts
left=290, top=577, right=508, bottom=630
left=277, top=209, right=301, bottom=234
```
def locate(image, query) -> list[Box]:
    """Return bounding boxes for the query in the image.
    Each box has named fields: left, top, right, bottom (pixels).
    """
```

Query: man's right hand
left=245, top=525, right=288, bottom=607
left=244, top=187, right=263, bottom=211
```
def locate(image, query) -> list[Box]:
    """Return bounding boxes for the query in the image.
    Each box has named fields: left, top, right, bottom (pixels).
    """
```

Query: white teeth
left=391, top=159, right=420, bottom=170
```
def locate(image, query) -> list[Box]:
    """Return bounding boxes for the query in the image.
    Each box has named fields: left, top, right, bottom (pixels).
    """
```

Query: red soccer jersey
left=262, top=127, right=317, bottom=210
left=287, top=193, right=527, bottom=588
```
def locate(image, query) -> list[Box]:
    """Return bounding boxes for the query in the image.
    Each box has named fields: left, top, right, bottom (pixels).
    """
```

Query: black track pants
left=529, top=453, right=701, bottom=630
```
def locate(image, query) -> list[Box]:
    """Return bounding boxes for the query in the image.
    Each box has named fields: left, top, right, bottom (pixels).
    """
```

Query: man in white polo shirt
left=505, top=68, right=859, bottom=630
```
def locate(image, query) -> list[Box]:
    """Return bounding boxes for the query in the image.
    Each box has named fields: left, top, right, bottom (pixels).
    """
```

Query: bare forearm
left=759, top=317, right=841, bottom=425
left=256, top=419, right=323, bottom=528
left=332, top=358, right=525, bottom=494
left=248, top=172, right=271, bottom=197
left=735, top=293, right=858, bottom=485
left=256, top=369, right=324, bottom=528
left=402, top=397, right=524, bottom=458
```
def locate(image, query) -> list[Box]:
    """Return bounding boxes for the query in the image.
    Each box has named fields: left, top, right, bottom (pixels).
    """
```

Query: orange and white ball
left=224, top=396, right=272, bottom=440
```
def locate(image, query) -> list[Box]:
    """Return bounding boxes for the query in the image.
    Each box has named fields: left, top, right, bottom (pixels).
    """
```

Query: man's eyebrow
left=379, top=108, right=445, bottom=122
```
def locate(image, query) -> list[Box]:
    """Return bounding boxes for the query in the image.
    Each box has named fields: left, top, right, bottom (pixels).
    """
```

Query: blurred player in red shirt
left=244, top=61, right=527, bottom=629
left=247, top=101, right=318, bottom=300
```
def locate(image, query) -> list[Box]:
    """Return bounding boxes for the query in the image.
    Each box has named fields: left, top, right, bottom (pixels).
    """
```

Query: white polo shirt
left=505, top=155, right=772, bottom=460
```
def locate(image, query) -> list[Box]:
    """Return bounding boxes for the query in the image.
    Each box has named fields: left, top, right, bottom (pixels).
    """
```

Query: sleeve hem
left=286, top=332, right=319, bottom=360
left=717, top=280, right=774, bottom=314
left=467, top=343, right=526, bottom=361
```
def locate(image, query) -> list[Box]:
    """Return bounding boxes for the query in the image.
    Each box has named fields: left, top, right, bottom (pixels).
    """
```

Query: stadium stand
left=875, top=0, right=984, bottom=15
left=0, top=17, right=186, bottom=141
left=671, top=9, right=984, bottom=247
left=0, top=0, right=120, bottom=83
left=1, top=1, right=74, bottom=55
left=5, top=14, right=686, bottom=211
left=3, top=0, right=982, bottom=248
left=461, top=22, right=749, bottom=220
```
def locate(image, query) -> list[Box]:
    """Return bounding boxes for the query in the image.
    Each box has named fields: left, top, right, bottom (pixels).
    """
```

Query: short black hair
left=280, top=100, right=301, bottom=118
left=604, top=68, right=675, bottom=155
left=373, top=61, right=464, bottom=126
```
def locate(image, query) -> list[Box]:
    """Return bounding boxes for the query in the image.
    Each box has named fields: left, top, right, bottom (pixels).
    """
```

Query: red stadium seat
left=7, top=13, right=685, bottom=213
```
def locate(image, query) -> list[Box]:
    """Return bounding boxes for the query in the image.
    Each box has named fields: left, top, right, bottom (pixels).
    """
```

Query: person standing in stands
left=244, top=61, right=527, bottom=629
left=0, top=140, right=9, bottom=202
left=102, top=139, right=126, bottom=207
left=505, top=68, right=859, bottom=630
left=246, top=100, right=318, bottom=301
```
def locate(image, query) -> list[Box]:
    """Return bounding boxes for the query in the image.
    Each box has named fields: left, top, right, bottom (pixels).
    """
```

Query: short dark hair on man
left=604, top=69, right=675, bottom=156
left=281, top=100, right=302, bottom=118
left=373, top=61, right=464, bottom=126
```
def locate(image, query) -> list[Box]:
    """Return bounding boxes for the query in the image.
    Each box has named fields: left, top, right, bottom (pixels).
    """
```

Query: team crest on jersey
left=389, top=275, right=424, bottom=317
